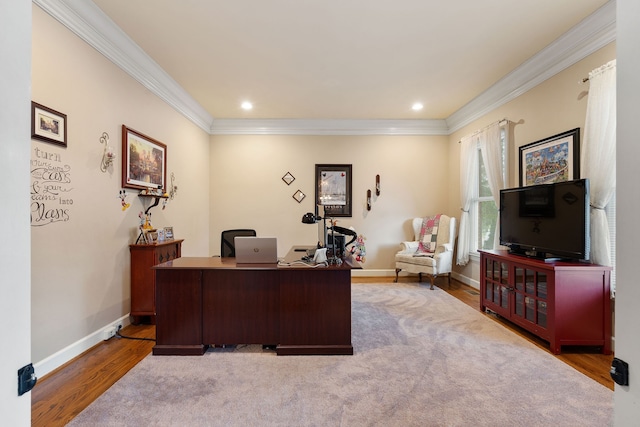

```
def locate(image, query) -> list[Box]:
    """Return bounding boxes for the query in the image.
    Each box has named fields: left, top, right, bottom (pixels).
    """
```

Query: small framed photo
left=293, top=189, right=306, bottom=203
left=164, top=226, right=174, bottom=240
left=122, top=125, right=167, bottom=191
left=31, top=102, right=67, bottom=147
left=141, top=229, right=153, bottom=244
left=519, top=128, right=580, bottom=187
left=282, top=172, right=295, bottom=185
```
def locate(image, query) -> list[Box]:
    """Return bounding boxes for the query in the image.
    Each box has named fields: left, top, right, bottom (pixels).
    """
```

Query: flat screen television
left=499, top=178, right=590, bottom=261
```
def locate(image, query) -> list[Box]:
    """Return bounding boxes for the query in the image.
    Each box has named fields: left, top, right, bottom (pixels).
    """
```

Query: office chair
left=221, top=229, right=257, bottom=257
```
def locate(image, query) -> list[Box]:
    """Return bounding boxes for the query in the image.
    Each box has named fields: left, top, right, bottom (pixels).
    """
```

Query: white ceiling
left=41, top=0, right=614, bottom=132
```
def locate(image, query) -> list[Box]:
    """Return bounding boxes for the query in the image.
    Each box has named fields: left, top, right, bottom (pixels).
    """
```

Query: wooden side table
left=129, top=239, right=183, bottom=324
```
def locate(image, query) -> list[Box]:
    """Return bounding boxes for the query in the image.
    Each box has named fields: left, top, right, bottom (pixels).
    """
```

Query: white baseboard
left=34, top=314, right=131, bottom=379
left=451, top=272, right=479, bottom=290
left=352, top=268, right=478, bottom=291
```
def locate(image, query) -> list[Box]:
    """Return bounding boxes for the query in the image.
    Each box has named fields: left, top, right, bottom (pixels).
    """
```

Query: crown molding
left=210, top=119, right=449, bottom=135
left=446, top=0, right=616, bottom=133
left=33, top=0, right=214, bottom=133
left=35, top=0, right=616, bottom=136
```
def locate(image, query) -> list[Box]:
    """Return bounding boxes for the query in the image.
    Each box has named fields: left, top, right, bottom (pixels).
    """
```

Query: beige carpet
left=69, top=282, right=612, bottom=426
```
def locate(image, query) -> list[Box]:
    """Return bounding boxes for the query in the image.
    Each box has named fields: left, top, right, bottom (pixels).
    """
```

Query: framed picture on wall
left=122, top=125, right=167, bottom=191
left=31, top=102, right=67, bottom=147
left=519, top=128, right=580, bottom=187
left=315, top=164, right=352, bottom=217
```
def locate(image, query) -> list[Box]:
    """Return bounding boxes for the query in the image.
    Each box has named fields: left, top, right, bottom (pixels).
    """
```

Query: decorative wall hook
left=100, top=132, right=115, bottom=172
left=367, top=189, right=372, bottom=211
left=169, top=172, right=178, bottom=200
left=375, top=174, right=380, bottom=196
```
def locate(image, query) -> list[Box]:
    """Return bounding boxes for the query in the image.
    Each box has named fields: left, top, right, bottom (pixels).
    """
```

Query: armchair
left=394, top=215, right=457, bottom=290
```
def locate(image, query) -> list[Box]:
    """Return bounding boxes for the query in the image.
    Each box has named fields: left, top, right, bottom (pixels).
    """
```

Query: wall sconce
left=375, top=174, right=381, bottom=196
left=100, top=132, right=115, bottom=172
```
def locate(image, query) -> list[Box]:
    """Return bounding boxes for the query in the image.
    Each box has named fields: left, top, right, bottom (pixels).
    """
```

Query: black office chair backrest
left=221, top=229, right=257, bottom=257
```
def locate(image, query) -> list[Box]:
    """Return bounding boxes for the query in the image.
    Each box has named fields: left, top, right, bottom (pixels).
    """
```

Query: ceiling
left=46, top=0, right=613, bottom=132
left=88, top=0, right=610, bottom=121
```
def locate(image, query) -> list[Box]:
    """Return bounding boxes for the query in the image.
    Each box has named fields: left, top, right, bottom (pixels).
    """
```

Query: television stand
left=479, top=250, right=611, bottom=354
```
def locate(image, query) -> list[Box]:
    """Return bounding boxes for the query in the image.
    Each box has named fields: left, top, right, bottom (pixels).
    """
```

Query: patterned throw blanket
left=417, top=214, right=441, bottom=254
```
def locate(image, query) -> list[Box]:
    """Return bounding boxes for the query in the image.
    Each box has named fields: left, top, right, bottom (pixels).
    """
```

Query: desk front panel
left=154, top=269, right=205, bottom=355
left=202, top=269, right=279, bottom=345
left=153, top=257, right=353, bottom=356
left=279, top=269, right=352, bottom=351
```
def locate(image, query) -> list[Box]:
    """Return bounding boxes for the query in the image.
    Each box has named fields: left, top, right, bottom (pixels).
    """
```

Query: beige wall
left=209, top=134, right=451, bottom=270
left=448, top=42, right=616, bottom=284
left=31, top=7, right=210, bottom=365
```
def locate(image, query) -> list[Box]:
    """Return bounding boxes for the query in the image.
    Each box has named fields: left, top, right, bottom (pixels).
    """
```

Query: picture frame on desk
left=164, top=226, right=174, bottom=240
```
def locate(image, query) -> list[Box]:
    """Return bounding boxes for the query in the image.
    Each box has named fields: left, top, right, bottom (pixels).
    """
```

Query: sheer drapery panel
left=581, top=59, right=616, bottom=270
left=457, top=134, right=478, bottom=266
left=478, top=122, right=507, bottom=250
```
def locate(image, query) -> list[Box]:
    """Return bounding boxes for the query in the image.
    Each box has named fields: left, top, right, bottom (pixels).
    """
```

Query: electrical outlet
left=102, top=326, right=117, bottom=340
left=102, top=321, right=124, bottom=340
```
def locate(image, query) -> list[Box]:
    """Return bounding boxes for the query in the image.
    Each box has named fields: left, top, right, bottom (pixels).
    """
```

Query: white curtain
left=457, top=134, right=478, bottom=266
left=478, top=122, right=506, bottom=249
left=581, top=59, right=616, bottom=266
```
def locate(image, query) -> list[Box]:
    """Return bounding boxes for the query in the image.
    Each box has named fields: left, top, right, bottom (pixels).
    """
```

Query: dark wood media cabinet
left=479, top=250, right=612, bottom=354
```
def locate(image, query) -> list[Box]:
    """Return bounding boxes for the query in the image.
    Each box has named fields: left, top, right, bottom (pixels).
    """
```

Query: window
left=471, top=127, right=507, bottom=253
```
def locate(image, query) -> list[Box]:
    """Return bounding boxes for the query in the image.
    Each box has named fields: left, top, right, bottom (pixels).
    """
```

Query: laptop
left=234, top=237, right=278, bottom=263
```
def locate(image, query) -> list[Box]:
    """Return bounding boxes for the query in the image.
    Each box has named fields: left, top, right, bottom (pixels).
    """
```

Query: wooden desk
left=152, top=252, right=358, bottom=356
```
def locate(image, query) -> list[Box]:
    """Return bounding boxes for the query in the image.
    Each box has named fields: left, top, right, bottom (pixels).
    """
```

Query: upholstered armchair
left=394, top=215, right=457, bottom=290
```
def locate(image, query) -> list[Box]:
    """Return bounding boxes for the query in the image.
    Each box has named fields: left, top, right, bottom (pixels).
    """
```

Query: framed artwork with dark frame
left=122, top=125, right=167, bottom=191
left=519, top=128, right=580, bottom=187
left=31, top=101, right=67, bottom=147
left=315, top=164, right=352, bottom=217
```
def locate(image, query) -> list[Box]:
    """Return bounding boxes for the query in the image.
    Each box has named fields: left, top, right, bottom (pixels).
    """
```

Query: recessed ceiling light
left=411, top=102, right=424, bottom=111
left=241, top=101, right=253, bottom=111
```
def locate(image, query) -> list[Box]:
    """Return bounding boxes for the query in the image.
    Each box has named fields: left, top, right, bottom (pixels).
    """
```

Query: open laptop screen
left=234, top=237, right=278, bottom=263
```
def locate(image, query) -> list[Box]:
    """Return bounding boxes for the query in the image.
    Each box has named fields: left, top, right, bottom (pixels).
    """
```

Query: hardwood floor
left=31, top=277, right=613, bottom=426
left=31, top=325, right=156, bottom=427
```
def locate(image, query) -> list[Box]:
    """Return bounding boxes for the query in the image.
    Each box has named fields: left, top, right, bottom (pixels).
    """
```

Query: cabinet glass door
left=484, top=258, right=510, bottom=311
left=513, top=267, right=548, bottom=329
left=536, top=272, right=548, bottom=328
